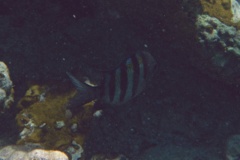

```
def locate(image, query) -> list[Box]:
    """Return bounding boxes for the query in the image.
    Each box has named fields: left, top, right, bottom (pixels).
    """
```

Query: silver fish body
left=67, top=51, right=156, bottom=107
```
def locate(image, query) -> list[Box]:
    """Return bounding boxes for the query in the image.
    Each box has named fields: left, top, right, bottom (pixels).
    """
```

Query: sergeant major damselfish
left=66, top=51, right=157, bottom=109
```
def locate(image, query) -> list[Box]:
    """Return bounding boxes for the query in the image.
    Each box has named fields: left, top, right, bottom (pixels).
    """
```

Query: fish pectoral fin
left=66, top=71, right=99, bottom=108
left=67, top=92, right=95, bottom=109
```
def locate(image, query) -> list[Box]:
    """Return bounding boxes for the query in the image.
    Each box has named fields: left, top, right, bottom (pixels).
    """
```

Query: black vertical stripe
left=102, top=74, right=111, bottom=100
left=131, top=54, right=140, bottom=97
left=119, top=61, right=128, bottom=102
left=109, top=71, right=115, bottom=102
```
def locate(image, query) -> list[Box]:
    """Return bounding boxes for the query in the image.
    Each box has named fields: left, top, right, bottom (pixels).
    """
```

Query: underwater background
left=0, top=0, right=240, bottom=159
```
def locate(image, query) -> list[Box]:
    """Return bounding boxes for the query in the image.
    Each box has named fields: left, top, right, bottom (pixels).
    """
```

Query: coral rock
left=200, top=0, right=240, bottom=28
left=0, top=146, right=16, bottom=160
left=226, top=135, right=240, bottom=160
left=0, top=62, right=14, bottom=112
left=0, top=145, right=69, bottom=160
left=27, top=149, right=68, bottom=160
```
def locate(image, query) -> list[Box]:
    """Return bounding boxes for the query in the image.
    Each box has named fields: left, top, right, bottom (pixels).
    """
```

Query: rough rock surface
left=0, top=145, right=69, bottom=160
left=0, top=62, right=14, bottom=112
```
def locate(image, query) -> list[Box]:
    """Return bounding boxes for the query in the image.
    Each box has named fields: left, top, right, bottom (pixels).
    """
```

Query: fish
left=66, top=51, right=157, bottom=107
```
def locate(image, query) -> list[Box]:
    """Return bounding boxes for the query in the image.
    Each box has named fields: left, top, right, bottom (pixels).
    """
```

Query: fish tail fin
left=66, top=72, right=90, bottom=92
left=66, top=72, right=99, bottom=108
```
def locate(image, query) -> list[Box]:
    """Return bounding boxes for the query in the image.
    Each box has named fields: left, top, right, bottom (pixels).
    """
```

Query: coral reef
left=180, top=0, right=240, bottom=86
left=196, top=14, right=240, bottom=57
left=15, top=84, right=96, bottom=159
left=199, top=0, right=240, bottom=28
left=193, top=13, right=240, bottom=84
left=0, top=145, right=69, bottom=160
left=0, top=61, right=14, bottom=113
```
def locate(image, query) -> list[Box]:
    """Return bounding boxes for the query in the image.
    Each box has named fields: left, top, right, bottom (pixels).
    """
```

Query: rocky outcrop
left=0, top=62, right=14, bottom=113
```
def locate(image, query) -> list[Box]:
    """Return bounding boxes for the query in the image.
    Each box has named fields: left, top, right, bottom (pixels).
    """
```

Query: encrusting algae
left=15, top=84, right=96, bottom=154
left=17, top=85, right=48, bottom=109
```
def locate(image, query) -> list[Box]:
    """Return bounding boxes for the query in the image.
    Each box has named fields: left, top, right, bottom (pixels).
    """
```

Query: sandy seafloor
left=0, top=0, right=239, bottom=159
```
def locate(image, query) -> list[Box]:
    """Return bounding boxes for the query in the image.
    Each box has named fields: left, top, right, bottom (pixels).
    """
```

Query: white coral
left=0, top=145, right=69, bottom=160
left=0, top=62, right=14, bottom=111
left=27, top=149, right=69, bottom=160
left=196, top=14, right=240, bottom=56
left=231, top=0, right=240, bottom=23
left=65, top=141, right=83, bottom=160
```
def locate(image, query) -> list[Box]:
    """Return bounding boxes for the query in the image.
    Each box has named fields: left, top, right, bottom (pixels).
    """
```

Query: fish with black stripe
left=66, top=51, right=157, bottom=108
